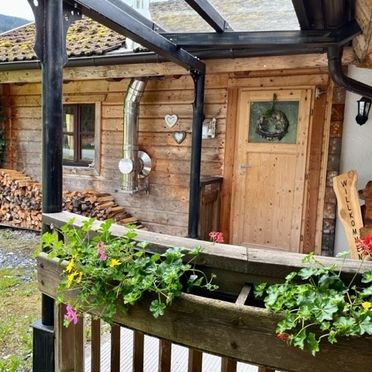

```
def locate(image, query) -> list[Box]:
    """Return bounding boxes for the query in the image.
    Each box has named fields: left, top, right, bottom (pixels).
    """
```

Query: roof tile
left=0, top=16, right=126, bottom=62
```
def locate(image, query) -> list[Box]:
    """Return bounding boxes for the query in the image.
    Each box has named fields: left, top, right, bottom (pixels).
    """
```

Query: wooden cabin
left=1, top=0, right=371, bottom=257
left=1, top=1, right=372, bottom=369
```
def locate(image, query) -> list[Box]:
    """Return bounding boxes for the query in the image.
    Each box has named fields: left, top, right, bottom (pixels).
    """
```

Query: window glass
left=63, top=134, right=74, bottom=160
left=248, top=101, right=299, bottom=144
left=81, top=134, right=95, bottom=162
left=63, top=104, right=95, bottom=166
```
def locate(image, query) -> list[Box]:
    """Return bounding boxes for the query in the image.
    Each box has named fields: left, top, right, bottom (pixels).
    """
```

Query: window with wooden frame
left=63, top=104, right=95, bottom=167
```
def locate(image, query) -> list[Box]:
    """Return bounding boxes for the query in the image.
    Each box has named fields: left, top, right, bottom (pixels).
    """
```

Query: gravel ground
left=0, top=228, right=39, bottom=270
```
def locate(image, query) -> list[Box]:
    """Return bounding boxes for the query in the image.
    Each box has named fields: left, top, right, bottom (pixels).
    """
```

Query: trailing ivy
left=255, top=243, right=372, bottom=356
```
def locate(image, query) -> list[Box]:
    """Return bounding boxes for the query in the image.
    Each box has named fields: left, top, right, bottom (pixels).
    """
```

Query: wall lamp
left=355, top=96, right=372, bottom=125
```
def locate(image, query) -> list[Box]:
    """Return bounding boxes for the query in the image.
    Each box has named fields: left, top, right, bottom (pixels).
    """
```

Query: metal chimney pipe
left=120, top=78, right=148, bottom=192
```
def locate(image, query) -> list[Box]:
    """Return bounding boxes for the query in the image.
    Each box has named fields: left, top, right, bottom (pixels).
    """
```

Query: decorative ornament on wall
left=172, top=131, right=186, bottom=144
left=164, top=114, right=178, bottom=128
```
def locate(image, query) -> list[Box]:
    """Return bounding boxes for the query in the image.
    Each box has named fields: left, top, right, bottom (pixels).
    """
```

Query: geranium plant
left=40, top=218, right=218, bottom=326
left=255, top=236, right=372, bottom=356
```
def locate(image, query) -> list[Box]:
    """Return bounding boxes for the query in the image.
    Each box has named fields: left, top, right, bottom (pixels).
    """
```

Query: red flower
left=209, top=231, right=224, bottom=244
left=276, top=332, right=288, bottom=342
left=355, top=235, right=372, bottom=256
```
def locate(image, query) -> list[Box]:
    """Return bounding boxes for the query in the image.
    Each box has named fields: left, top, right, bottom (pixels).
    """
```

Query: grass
left=0, top=229, right=40, bottom=372
left=0, top=268, right=39, bottom=372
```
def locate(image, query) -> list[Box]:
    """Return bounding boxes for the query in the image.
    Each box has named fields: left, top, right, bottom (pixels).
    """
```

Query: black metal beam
left=291, top=0, right=311, bottom=29
left=30, top=0, right=79, bottom=370
left=162, top=20, right=360, bottom=49
left=188, top=70, right=205, bottom=239
left=108, top=0, right=165, bottom=32
left=68, top=0, right=205, bottom=72
left=183, top=0, right=231, bottom=32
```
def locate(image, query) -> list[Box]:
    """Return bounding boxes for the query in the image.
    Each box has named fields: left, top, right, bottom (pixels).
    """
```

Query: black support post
left=188, top=69, right=205, bottom=238
left=28, top=1, right=79, bottom=370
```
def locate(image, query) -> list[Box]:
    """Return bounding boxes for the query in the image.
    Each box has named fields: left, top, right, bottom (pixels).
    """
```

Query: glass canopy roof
left=123, top=0, right=300, bottom=33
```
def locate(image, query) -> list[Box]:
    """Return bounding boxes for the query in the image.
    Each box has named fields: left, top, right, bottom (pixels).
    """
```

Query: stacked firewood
left=62, top=190, right=140, bottom=226
left=0, top=169, right=140, bottom=231
left=0, top=169, right=42, bottom=230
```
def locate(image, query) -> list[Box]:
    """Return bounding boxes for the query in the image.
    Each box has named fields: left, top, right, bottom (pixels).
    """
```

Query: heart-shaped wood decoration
left=165, top=114, right=178, bottom=128
left=173, top=131, right=186, bottom=144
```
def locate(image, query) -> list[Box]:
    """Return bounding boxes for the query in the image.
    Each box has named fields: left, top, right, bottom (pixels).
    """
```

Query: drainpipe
left=119, top=78, right=151, bottom=193
left=328, top=46, right=372, bottom=99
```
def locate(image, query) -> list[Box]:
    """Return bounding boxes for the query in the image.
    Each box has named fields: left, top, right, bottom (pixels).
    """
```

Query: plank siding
left=3, top=66, right=333, bottom=242
left=7, top=74, right=227, bottom=235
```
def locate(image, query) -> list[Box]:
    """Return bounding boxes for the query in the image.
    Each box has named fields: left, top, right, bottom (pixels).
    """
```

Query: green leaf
left=189, top=246, right=202, bottom=256
left=292, top=329, right=306, bottom=349
left=307, top=332, right=320, bottom=356
left=151, top=254, right=161, bottom=263
left=328, top=330, right=337, bottom=344
left=298, top=267, right=318, bottom=280
left=302, top=252, right=315, bottom=264
left=362, top=271, right=372, bottom=284
left=336, top=251, right=350, bottom=258
left=254, top=283, right=267, bottom=298
left=285, top=272, right=297, bottom=282
left=359, top=316, right=372, bottom=335
left=320, top=321, right=330, bottom=331
left=150, top=299, right=166, bottom=318
left=318, top=303, right=338, bottom=322
left=334, top=317, right=356, bottom=335
left=362, top=286, right=372, bottom=296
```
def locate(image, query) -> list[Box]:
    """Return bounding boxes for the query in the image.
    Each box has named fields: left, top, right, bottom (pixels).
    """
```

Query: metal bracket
left=29, top=0, right=81, bottom=65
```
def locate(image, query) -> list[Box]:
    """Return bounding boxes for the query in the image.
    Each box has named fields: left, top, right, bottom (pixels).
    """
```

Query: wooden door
left=230, top=89, right=312, bottom=252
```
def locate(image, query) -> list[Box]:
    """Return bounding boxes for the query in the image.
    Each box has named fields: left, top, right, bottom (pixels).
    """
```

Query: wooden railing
left=39, top=211, right=372, bottom=372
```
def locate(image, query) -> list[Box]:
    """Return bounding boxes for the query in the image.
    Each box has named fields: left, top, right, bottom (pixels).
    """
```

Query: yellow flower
left=75, top=272, right=83, bottom=283
left=66, top=272, right=76, bottom=288
left=109, top=258, right=121, bottom=268
left=66, top=271, right=82, bottom=288
left=65, top=256, right=75, bottom=273
left=362, top=301, right=371, bottom=310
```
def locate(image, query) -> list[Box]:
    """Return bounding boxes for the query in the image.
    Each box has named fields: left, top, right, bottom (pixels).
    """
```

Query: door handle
left=239, top=163, right=252, bottom=175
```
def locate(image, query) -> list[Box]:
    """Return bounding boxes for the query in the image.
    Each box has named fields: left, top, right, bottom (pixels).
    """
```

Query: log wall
left=1, top=60, right=342, bottom=241
left=4, top=74, right=228, bottom=235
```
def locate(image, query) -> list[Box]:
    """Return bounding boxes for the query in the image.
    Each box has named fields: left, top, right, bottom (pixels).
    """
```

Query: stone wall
left=321, top=86, right=345, bottom=256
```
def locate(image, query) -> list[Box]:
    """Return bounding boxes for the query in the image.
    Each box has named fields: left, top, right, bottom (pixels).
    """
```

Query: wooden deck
left=84, top=325, right=257, bottom=372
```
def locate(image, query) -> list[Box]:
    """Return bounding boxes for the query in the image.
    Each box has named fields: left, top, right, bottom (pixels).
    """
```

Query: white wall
left=334, top=65, right=372, bottom=254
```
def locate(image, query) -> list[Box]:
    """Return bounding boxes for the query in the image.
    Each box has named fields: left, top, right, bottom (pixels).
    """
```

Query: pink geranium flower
left=96, top=241, right=107, bottom=261
left=64, top=304, right=78, bottom=325
left=209, top=231, right=224, bottom=244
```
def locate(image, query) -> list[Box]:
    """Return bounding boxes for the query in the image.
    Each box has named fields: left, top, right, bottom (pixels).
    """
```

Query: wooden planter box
left=38, top=250, right=372, bottom=372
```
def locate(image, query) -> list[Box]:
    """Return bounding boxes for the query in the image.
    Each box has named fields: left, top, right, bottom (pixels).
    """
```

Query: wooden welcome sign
left=333, top=170, right=364, bottom=259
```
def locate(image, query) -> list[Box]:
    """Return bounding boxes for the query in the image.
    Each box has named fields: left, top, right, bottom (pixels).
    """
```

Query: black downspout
left=188, top=69, right=205, bottom=238
left=328, top=46, right=372, bottom=99
left=29, top=1, right=79, bottom=371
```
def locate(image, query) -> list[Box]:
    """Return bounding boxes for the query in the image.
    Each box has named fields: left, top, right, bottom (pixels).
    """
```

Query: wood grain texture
left=333, top=170, right=364, bottom=259
left=133, top=331, right=144, bottom=372
left=158, top=339, right=172, bottom=372
left=7, top=75, right=227, bottom=236
left=0, top=49, right=354, bottom=83
left=301, top=86, right=329, bottom=254
left=38, top=251, right=372, bottom=372
left=111, top=324, right=121, bottom=372
left=91, top=318, right=101, bottom=372
left=188, top=349, right=202, bottom=372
